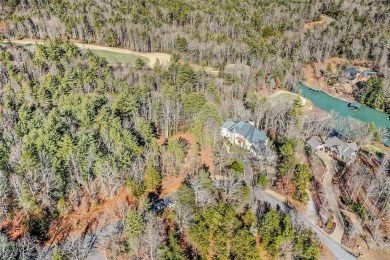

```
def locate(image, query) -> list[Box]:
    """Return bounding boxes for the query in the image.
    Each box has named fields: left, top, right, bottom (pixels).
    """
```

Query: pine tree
left=143, top=166, right=161, bottom=190
left=160, top=231, right=186, bottom=260
left=292, top=164, right=313, bottom=203
left=52, top=247, right=65, bottom=260
left=295, top=230, right=320, bottom=260
left=288, top=96, right=304, bottom=126
left=125, top=210, right=145, bottom=240
left=175, top=36, right=188, bottom=52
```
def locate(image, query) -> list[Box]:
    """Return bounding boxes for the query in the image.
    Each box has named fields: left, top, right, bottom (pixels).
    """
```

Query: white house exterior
left=221, top=121, right=273, bottom=159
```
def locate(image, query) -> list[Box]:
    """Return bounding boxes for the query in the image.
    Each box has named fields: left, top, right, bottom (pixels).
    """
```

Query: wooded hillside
left=1, top=0, right=389, bottom=91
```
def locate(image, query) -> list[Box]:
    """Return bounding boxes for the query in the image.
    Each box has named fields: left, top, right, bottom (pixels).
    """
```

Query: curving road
left=255, top=187, right=356, bottom=260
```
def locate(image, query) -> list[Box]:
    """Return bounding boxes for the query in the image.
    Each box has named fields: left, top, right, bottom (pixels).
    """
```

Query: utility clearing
left=4, top=39, right=220, bottom=74
left=3, top=39, right=171, bottom=67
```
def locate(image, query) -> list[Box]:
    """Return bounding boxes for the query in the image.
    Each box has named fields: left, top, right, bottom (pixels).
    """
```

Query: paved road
left=235, top=150, right=354, bottom=258
left=255, top=188, right=356, bottom=260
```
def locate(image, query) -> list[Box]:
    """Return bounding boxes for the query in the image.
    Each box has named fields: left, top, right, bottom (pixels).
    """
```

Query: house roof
left=337, top=143, right=358, bottom=159
left=349, top=143, right=358, bottom=151
left=362, top=70, right=377, bottom=77
left=306, top=137, right=322, bottom=150
left=324, top=137, right=344, bottom=147
left=222, top=121, right=268, bottom=144
left=345, top=67, right=360, bottom=76
left=324, top=137, right=358, bottom=159
left=222, top=121, right=237, bottom=129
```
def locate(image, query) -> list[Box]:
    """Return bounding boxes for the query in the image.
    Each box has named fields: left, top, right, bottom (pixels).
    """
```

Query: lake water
left=296, top=83, right=390, bottom=146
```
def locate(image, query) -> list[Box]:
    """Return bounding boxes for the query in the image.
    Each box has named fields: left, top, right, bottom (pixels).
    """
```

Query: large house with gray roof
left=306, top=136, right=359, bottom=164
left=221, top=121, right=273, bottom=159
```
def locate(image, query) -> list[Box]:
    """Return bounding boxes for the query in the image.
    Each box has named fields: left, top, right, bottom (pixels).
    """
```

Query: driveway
left=317, top=151, right=345, bottom=243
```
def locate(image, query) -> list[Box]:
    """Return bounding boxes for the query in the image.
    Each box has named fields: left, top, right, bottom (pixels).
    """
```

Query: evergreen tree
left=358, top=77, right=386, bottom=110
left=160, top=231, right=186, bottom=260
left=288, top=96, right=304, bottom=126
left=231, top=228, right=261, bottom=259
left=135, top=58, right=146, bottom=69
left=126, top=177, right=146, bottom=197
left=278, top=139, right=297, bottom=176
left=175, top=36, right=188, bottom=52
left=295, top=230, right=320, bottom=260
left=143, top=166, right=161, bottom=190
left=125, top=210, right=145, bottom=240
left=292, top=164, right=313, bottom=204
left=52, top=247, right=65, bottom=260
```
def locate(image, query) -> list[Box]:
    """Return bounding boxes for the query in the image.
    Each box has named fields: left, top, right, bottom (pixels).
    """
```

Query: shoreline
left=300, top=82, right=389, bottom=114
left=269, top=89, right=312, bottom=111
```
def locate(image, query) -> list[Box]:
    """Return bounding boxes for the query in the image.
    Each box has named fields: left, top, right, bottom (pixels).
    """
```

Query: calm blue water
left=296, top=83, right=390, bottom=146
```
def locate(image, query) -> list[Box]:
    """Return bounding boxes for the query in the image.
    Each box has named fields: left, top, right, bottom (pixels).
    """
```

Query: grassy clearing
left=88, top=49, right=149, bottom=65
left=269, top=91, right=311, bottom=110
left=362, top=145, right=385, bottom=158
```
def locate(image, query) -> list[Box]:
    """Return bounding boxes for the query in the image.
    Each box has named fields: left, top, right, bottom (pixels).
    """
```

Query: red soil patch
left=161, top=172, right=187, bottom=197
left=320, top=245, right=336, bottom=260
left=303, top=14, right=334, bottom=31
left=199, top=146, right=214, bottom=173
left=159, top=132, right=214, bottom=197
left=0, top=211, right=26, bottom=240
left=159, top=133, right=195, bottom=197
left=0, top=21, right=8, bottom=33
left=46, top=188, right=137, bottom=246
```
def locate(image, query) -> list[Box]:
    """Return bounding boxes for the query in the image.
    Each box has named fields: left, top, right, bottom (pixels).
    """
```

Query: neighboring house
left=221, top=121, right=273, bottom=160
left=306, top=137, right=324, bottom=152
left=306, top=136, right=359, bottom=164
left=361, top=70, right=377, bottom=78
left=345, top=67, right=360, bottom=80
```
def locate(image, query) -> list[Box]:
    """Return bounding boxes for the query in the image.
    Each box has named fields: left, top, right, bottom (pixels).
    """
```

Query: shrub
left=258, top=172, right=269, bottom=187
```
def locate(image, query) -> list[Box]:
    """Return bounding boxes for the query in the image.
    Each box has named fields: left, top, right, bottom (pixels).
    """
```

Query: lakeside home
left=221, top=121, right=274, bottom=160
left=297, top=83, right=390, bottom=146
left=306, top=136, right=359, bottom=164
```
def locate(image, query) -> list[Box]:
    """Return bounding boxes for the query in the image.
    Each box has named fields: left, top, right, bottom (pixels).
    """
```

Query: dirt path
left=317, top=151, right=345, bottom=243
left=4, top=39, right=172, bottom=68
left=304, top=14, right=334, bottom=31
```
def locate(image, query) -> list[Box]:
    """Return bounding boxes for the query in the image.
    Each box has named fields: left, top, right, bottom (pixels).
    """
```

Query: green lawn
left=363, top=145, right=384, bottom=158
left=88, top=49, right=149, bottom=65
